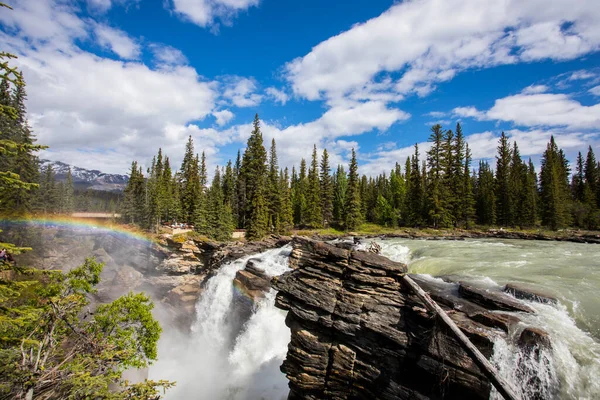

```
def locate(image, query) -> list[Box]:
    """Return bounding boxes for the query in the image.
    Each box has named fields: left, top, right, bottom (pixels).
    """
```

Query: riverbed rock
left=274, top=236, right=518, bottom=400
left=458, top=282, right=535, bottom=313
left=504, top=283, right=558, bottom=305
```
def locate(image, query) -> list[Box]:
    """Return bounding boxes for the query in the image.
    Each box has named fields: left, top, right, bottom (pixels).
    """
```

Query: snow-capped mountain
left=40, top=160, right=128, bottom=192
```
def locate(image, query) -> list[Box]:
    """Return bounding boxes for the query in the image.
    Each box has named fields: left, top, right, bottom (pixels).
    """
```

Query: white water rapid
left=149, top=246, right=292, bottom=400
left=376, top=238, right=600, bottom=400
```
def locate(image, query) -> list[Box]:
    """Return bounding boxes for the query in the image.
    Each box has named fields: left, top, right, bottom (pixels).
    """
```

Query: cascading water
left=148, top=246, right=292, bottom=400
left=376, top=238, right=600, bottom=399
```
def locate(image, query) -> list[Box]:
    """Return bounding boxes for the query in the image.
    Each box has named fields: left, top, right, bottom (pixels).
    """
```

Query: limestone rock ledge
left=273, top=237, right=545, bottom=400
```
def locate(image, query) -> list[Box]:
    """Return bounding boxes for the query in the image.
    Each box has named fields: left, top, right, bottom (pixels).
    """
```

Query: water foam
left=149, top=246, right=292, bottom=399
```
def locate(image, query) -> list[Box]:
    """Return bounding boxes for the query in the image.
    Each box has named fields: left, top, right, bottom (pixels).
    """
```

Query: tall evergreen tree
left=267, top=139, right=282, bottom=231
left=426, top=125, right=450, bottom=228
left=179, top=136, right=201, bottom=223
left=320, top=149, right=333, bottom=227
left=476, top=160, right=496, bottom=225
left=539, top=136, right=572, bottom=229
left=407, top=145, right=424, bottom=226
left=332, top=165, right=347, bottom=227
left=242, top=114, right=268, bottom=240
left=460, top=143, right=476, bottom=228
left=279, top=168, right=294, bottom=233
left=495, top=132, right=512, bottom=226
left=345, top=149, right=362, bottom=230
left=305, top=145, right=322, bottom=228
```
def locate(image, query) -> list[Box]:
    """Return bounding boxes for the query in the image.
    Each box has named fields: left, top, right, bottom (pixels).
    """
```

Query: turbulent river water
left=149, top=238, right=600, bottom=400
left=149, top=246, right=292, bottom=400
left=376, top=238, right=600, bottom=400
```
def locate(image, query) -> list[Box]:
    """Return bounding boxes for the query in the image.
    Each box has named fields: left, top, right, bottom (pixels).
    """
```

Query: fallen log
left=402, top=275, right=521, bottom=400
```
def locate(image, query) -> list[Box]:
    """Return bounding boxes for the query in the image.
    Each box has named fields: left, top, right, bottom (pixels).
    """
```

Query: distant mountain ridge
left=40, top=159, right=129, bottom=192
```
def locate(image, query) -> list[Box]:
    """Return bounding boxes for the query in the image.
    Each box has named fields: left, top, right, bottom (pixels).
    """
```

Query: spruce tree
left=476, top=160, right=496, bottom=225
left=320, top=149, right=333, bottom=227
left=540, top=136, right=572, bottom=229
left=345, top=149, right=362, bottom=230
left=179, top=136, right=201, bottom=223
left=279, top=168, right=294, bottom=233
left=495, top=132, right=512, bottom=226
left=306, top=145, right=322, bottom=228
left=407, top=145, right=424, bottom=226
left=508, top=142, right=525, bottom=226
left=267, top=139, right=282, bottom=232
left=461, top=143, right=476, bottom=228
left=426, top=125, right=450, bottom=228
left=332, top=165, right=347, bottom=227
left=242, top=114, right=268, bottom=240
left=293, top=159, right=308, bottom=226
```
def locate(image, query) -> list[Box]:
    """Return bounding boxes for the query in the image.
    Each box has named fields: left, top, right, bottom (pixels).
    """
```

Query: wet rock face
left=274, top=237, right=552, bottom=400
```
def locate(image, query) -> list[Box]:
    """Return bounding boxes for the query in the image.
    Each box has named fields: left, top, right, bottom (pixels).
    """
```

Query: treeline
left=34, top=165, right=122, bottom=214
left=0, top=74, right=40, bottom=214
left=123, top=114, right=600, bottom=241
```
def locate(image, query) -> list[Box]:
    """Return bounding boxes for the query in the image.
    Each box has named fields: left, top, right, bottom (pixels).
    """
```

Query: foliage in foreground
left=0, top=255, right=174, bottom=399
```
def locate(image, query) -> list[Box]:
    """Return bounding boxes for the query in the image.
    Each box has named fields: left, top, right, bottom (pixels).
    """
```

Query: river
left=375, top=237, right=600, bottom=400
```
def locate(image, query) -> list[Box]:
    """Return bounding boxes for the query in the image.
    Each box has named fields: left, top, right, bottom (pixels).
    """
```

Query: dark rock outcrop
left=274, top=237, right=548, bottom=400
left=504, top=283, right=558, bottom=305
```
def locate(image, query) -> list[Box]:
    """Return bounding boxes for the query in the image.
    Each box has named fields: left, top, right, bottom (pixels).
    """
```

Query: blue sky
left=1, top=0, right=599, bottom=175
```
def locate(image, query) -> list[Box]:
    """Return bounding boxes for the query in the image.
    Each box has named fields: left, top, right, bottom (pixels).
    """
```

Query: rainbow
left=0, top=215, right=156, bottom=244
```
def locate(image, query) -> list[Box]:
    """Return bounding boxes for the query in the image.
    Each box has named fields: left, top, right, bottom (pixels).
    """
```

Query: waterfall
left=149, top=246, right=292, bottom=400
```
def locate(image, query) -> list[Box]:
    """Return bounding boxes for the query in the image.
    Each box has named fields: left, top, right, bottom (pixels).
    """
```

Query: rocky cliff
left=273, top=237, right=551, bottom=400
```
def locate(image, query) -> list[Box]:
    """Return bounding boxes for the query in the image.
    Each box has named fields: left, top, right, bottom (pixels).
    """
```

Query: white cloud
left=589, top=86, right=600, bottom=96
left=222, top=77, right=262, bottom=107
left=426, top=111, right=447, bottom=118
left=521, top=84, right=548, bottom=94
left=212, top=109, right=234, bottom=126
left=93, top=23, right=140, bottom=59
left=285, top=0, right=600, bottom=103
left=568, top=70, right=596, bottom=81
left=149, top=43, right=188, bottom=65
left=265, top=87, right=288, bottom=105
left=170, top=0, right=259, bottom=28
left=453, top=106, right=485, bottom=119
left=456, top=92, right=600, bottom=130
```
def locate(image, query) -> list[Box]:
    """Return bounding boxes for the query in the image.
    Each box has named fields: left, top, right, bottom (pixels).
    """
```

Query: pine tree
left=62, top=167, right=75, bottom=213
left=232, top=151, right=245, bottom=229
left=293, top=159, right=308, bottom=226
left=306, top=145, right=322, bottom=228
left=476, top=160, right=496, bottom=225
left=242, top=114, right=268, bottom=240
left=495, top=132, right=512, bottom=226
left=122, top=162, right=146, bottom=224
left=345, top=148, right=362, bottom=230
left=389, top=163, right=406, bottom=225
left=179, top=136, right=201, bottom=223
left=426, top=125, right=450, bottom=228
left=332, top=165, right=347, bottom=227
left=320, top=149, right=333, bottom=227
left=584, top=146, right=599, bottom=208
left=461, top=143, right=476, bottom=228
left=407, top=145, right=424, bottom=226
left=279, top=168, right=294, bottom=233
left=267, top=139, right=282, bottom=232
left=540, top=136, right=572, bottom=229
left=508, top=141, right=525, bottom=227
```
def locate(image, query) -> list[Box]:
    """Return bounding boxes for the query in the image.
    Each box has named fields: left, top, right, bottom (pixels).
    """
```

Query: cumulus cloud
left=149, top=43, right=188, bottom=65
left=455, top=92, right=600, bottom=130
left=93, top=23, right=141, bottom=59
left=590, top=86, right=600, bottom=96
left=222, top=77, right=262, bottom=107
left=265, top=87, right=288, bottom=105
left=170, top=0, right=259, bottom=28
left=212, top=109, right=235, bottom=126
left=285, top=0, right=600, bottom=103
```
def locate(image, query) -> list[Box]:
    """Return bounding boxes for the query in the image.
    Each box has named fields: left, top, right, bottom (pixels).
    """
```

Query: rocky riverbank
left=269, top=236, right=554, bottom=399
left=309, top=228, right=600, bottom=244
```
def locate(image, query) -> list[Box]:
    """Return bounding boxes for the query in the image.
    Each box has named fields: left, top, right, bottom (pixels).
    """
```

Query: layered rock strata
left=273, top=237, right=550, bottom=400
